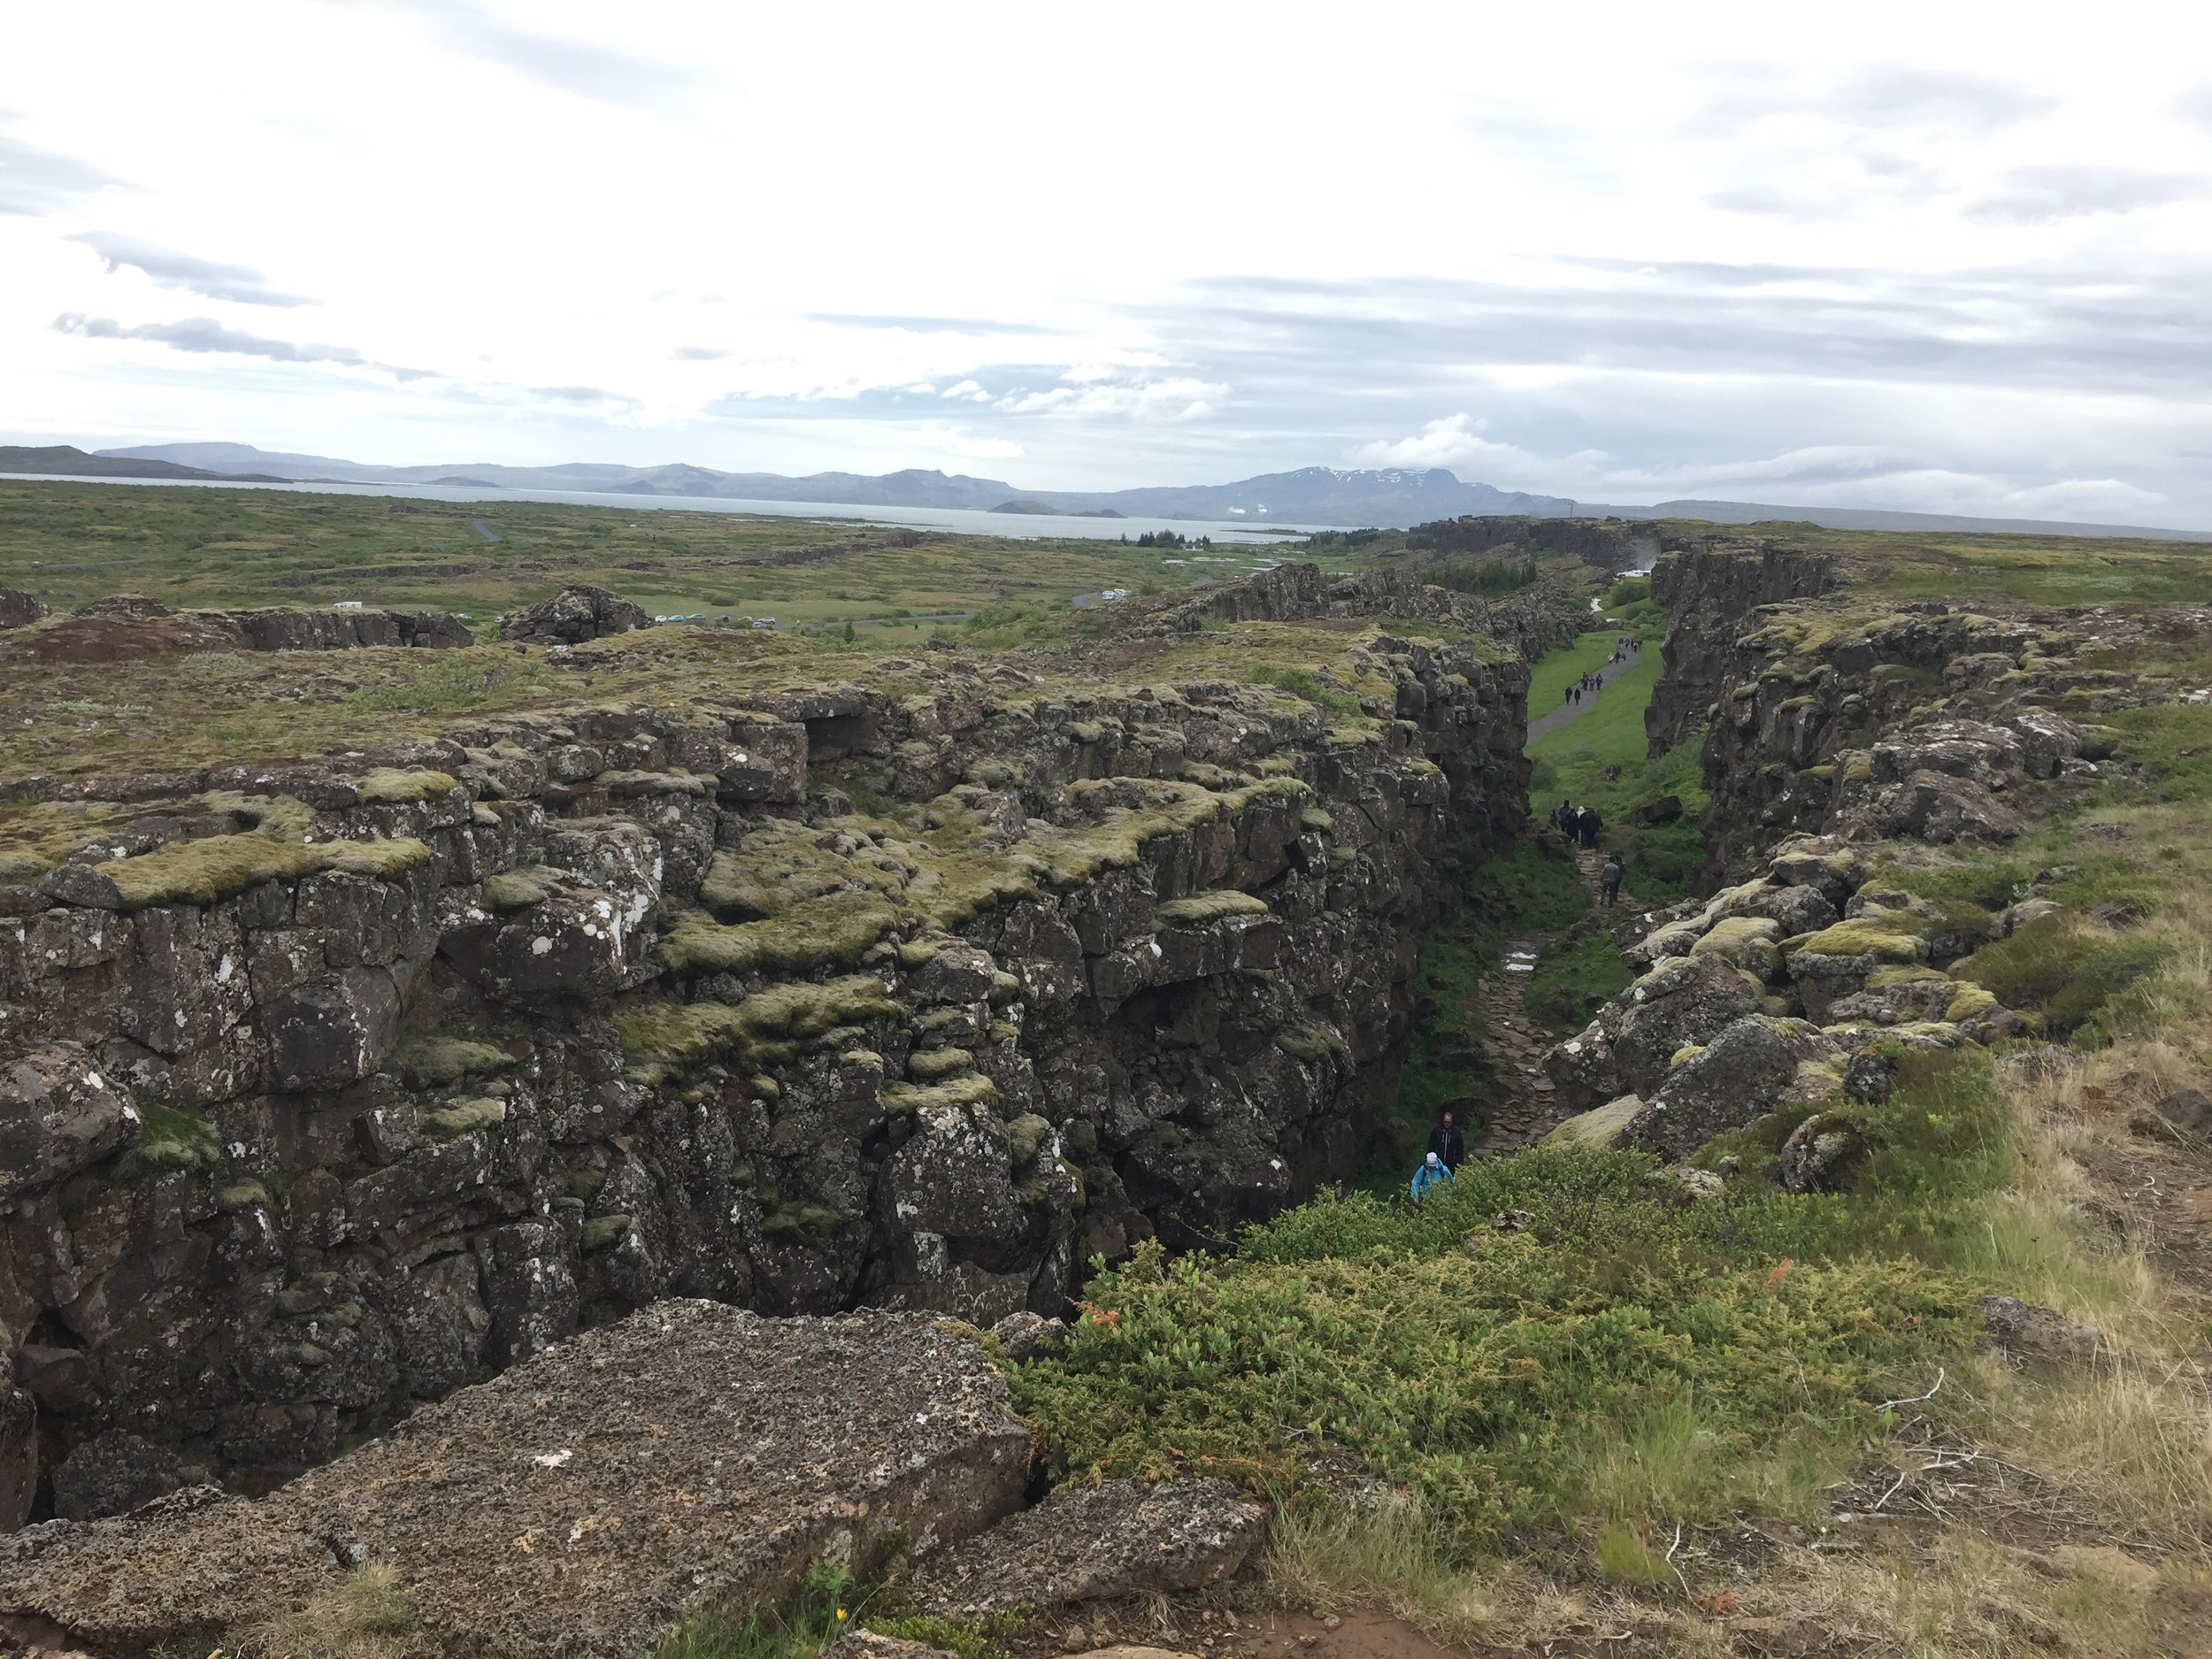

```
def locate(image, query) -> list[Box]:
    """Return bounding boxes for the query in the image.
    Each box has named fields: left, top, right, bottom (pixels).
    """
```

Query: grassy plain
left=0, top=480, right=1282, bottom=638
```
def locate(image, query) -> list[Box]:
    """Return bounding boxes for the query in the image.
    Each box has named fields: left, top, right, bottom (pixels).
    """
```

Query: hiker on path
left=1553, top=799, right=1575, bottom=834
left=1600, top=853, right=1624, bottom=907
left=1427, top=1110, right=1466, bottom=1172
left=1410, top=1150, right=1454, bottom=1208
left=1578, top=804, right=1601, bottom=849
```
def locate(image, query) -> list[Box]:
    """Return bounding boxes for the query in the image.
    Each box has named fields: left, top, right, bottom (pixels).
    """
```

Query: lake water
left=9, top=473, right=1314, bottom=546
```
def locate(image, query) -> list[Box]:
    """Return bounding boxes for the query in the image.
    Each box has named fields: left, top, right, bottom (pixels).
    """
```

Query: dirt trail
left=1468, top=845, right=1641, bottom=1157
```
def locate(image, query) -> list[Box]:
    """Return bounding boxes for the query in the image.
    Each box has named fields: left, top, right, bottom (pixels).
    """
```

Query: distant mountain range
left=1, top=441, right=2200, bottom=541
left=88, top=444, right=1574, bottom=526
left=0, top=444, right=288, bottom=483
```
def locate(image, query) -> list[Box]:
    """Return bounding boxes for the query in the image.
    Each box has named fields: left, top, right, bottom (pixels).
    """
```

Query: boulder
left=2001, top=897, right=2063, bottom=935
left=2132, top=1087, right=2212, bottom=1140
left=0, top=1044, right=140, bottom=1202
left=1624, top=1016, right=1830, bottom=1160
left=1541, top=1094, right=1641, bottom=1149
left=1545, top=951, right=1761, bottom=1108
left=989, top=1310, right=1068, bottom=1363
left=497, top=586, right=650, bottom=645
left=0, top=1303, right=1031, bottom=1659
left=1732, top=883, right=1839, bottom=938
left=0, top=587, right=49, bottom=630
left=76, top=595, right=172, bottom=621
left=1630, top=795, right=1682, bottom=826
left=1867, top=769, right=2024, bottom=844
left=1778, top=1110, right=1864, bottom=1194
left=909, top=1479, right=1266, bottom=1615
left=1980, top=1294, right=2102, bottom=1366
left=51, top=1432, right=195, bottom=1523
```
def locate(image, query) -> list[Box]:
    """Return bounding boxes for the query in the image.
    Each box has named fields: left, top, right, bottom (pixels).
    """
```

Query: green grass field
left=0, top=480, right=1235, bottom=637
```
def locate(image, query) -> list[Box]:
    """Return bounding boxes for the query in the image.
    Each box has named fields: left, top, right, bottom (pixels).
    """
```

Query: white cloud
left=1353, top=414, right=1548, bottom=473
left=69, top=230, right=311, bottom=305
left=997, top=374, right=1225, bottom=422
left=4, top=4, right=2212, bottom=521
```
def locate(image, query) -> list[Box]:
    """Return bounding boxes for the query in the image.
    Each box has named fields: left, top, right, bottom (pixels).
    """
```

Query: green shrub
left=1624, top=820, right=1703, bottom=901
left=1248, top=663, right=1363, bottom=718
left=657, top=1559, right=857, bottom=1659
left=1955, top=914, right=2169, bottom=1041
left=1525, top=929, right=1631, bottom=1036
left=1425, top=556, right=1540, bottom=598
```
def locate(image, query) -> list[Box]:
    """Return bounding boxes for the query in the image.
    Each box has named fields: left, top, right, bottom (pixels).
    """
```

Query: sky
left=5, top=1, right=2212, bottom=525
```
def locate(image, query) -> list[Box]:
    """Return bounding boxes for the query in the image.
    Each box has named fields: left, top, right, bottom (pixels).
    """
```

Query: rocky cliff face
left=1642, top=543, right=1841, bottom=755
left=0, top=573, right=1539, bottom=1525
left=1680, top=595, right=2174, bottom=876
left=1542, top=552, right=2207, bottom=1171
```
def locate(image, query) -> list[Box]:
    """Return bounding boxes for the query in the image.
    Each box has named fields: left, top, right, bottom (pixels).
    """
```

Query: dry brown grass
left=234, top=1565, right=438, bottom=1659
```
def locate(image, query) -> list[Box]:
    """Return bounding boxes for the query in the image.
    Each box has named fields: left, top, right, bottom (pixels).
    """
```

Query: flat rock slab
left=910, top=1479, right=1266, bottom=1614
left=0, top=1302, right=1031, bottom=1659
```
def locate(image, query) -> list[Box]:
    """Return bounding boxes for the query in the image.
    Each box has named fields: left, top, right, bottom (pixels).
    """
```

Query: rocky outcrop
left=0, top=601, right=470, bottom=664
left=0, top=1302, right=1030, bottom=1658
left=1152, top=565, right=1586, bottom=664
left=910, top=1478, right=1265, bottom=1613
left=1404, top=514, right=1660, bottom=573
left=0, top=573, right=1534, bottom=1518
left=1642, top=542, right=1840, bottom=755
left=497, top=585, right=650, bottom=644
left=0, top=590, right=50, bottom=630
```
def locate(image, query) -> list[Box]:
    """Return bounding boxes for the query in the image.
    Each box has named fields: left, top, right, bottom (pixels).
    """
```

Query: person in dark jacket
left=1427, top=1110, right=1465, bottom=1171
left=1599, top=853, right=1624, bottom=907
left=1578, top=804, right=1601, bottom=849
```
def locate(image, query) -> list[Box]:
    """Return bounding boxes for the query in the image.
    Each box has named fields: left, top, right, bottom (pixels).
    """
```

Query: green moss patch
left=121, top=1104, right=222, bottom=1179
left=1155, top=888, right=1270, bottom=925
left=100, top=832, right=431, bottom=910
left=393, top=1031, right=516, bottom=1087
left=616, top=975, right=906, bottom=1085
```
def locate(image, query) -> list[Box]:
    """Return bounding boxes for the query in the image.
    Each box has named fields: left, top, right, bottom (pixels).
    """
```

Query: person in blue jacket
left=1410, top=1150, right=1454, bottom=1207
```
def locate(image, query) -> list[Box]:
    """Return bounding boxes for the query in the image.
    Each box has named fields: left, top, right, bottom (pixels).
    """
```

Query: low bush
left=1525, top=928, right=1631, bottom=1036
left=1426, top=557, right=1540, bottom=598
left=1015, top=1051, right=2007, bottom=1561
left=1624, top=820, right=1702, bottom=901
left=1957, top=913, right=2169, bottom=1041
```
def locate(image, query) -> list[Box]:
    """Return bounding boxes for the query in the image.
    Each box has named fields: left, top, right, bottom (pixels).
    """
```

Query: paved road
left=1527, top=638, right=1641, bottom=741
left=471, top=518, right=502, bottom=543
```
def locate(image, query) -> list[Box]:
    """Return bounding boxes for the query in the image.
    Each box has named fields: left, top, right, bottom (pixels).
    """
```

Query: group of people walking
left=1551, top=797, right=1603, bottom=849
left=1561, top=637, right=1640, bottom=708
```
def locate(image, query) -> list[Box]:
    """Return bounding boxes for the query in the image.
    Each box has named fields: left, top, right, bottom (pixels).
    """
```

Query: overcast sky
left=6, top=1, right=2212, bottom=523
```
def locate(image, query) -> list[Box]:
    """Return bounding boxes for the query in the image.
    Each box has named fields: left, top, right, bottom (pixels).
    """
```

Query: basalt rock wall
left=1403, top=515, right=1661, bottom=573
left=1643, top=545, right=1842, bottom=756
left=0, top=599, right=1530, bottom=1525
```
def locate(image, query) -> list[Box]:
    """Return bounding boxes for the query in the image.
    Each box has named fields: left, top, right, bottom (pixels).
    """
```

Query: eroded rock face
left=497, top=585, right=651, bottom=644
left=0, top=588, right=50, bottom=630
left=0, top=1302, right=1031, bottom=1659
left=0, top=574, right=1534, bottom=1517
